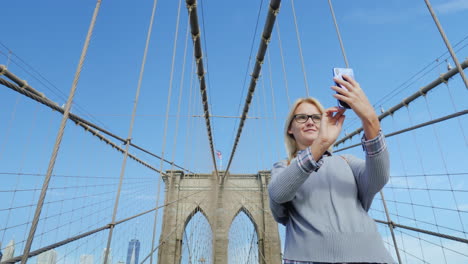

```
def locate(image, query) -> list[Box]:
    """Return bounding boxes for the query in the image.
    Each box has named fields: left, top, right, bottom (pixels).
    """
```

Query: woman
left=268, top=75, right=396, bottom=264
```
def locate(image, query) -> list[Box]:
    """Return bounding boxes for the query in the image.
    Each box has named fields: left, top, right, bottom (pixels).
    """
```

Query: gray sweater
left=268, top=133, right=396, bottom=263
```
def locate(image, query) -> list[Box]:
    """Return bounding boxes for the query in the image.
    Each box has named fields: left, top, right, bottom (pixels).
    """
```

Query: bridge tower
left=157, top=170, right=281, bottom=264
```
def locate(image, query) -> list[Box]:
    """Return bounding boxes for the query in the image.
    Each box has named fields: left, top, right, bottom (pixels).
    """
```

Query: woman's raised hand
left=332, top=76, right=380, bottom=140
left=310, top=107, right=345, bottom=160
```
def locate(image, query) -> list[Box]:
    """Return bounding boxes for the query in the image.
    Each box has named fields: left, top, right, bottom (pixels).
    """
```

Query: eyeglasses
left=293, top=114, right=322, bottom=124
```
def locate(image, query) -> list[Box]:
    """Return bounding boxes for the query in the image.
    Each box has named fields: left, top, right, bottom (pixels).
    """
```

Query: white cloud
left=434, top=0, right=468, bottom=14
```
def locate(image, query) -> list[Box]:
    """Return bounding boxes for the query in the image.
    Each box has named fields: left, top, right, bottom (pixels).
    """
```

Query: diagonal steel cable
left=19, top=1, right=102, bottom=262
left=0, top=66, right=193, bottom=174
left=334, top=57, right=468, bottom=147
left=186, top=0, right=219, bottom=179
left=223, top=0, right=282, bottom=182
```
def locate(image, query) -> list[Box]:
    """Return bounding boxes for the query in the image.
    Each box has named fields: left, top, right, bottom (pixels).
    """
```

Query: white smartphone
left=333, top=67, right=354, bottom=109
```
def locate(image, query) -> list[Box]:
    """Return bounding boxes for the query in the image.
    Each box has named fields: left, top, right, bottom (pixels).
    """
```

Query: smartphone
left=333, top=67, right=354, bottom=109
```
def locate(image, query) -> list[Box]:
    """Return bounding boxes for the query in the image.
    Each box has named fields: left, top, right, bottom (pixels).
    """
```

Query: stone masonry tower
left=157, top=170, right=281, bottom=264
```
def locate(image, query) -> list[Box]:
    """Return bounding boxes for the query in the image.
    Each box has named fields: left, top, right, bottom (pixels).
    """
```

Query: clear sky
left=1, top=0, right=467, bottom=263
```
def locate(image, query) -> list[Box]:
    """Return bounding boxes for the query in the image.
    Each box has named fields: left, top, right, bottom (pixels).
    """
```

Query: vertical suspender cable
left=328, top=1, right=402, bottom=260
left=290, top=0, right=310, bottom=97
left=150, top=0, right=182, bottom=262
left=327, top=0, right=349, bottom=68
left=423, top=0, right=468, bottom=89
left=104, top=0, right=160, bottom=263
left=20, top=1, right=102, bottom=263
left=275, top=21, right=291, bottom=108
left=170, top=19, right=191, bottom=170
left=186, top=0, right=219, bottom=179
left=223, top=0, right=282, bottom=182
left=379, top=191, right=403, bottom=264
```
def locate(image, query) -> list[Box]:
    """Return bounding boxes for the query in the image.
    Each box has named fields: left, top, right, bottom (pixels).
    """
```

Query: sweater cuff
left=296, top=147, right=323, bottom=173
left=361, top=130, right=386, bottom=156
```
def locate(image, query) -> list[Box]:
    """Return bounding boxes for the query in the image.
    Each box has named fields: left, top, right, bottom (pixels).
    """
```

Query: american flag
left=216, top=150, right=222, bottom=160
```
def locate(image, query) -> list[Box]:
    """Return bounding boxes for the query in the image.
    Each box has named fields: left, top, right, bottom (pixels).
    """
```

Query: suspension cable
left=290, top=0, right=310, bottom=96
left=0, top=78, right=165, bottom=175
left=150, top=0, right=183, bottom=263
left=334, top=57, right=468, bottom=147
left=0, top=187, right=208, bottom=264
left=327, top=0, right=349, bottom=68
left=424, top=0, right=468, bottom=89
left=223, top=0, right=282, bottom=182
left=186, top=0, right=219, bottom=179
left=275, top=20, right=291, bottom=108
left=20, top=1, right=102, bottom=262
left=334, top=109, right=468, bottom=152
left=0, top=67, right=194, bottom=174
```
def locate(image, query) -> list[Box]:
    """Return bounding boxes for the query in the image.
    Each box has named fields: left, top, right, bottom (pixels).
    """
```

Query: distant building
left=126, top=239, right=140, bottom=264
left=37, top=249, right=57, bottom=264
left=2, top=240, right=15, bottom=261
left=100, top=248, right=112, bottom=264
left=79, top=254, right=94, bottom=264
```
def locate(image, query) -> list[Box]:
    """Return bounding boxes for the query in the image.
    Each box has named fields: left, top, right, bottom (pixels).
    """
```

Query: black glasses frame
left=293, top=114, right=322, bottom=124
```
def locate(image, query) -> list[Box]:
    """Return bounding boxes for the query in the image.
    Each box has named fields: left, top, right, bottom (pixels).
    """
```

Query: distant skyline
left=79, top=254, right=94, bottom=264
left=37, top=249, right=57, bottom=264
left=126, top=239, right=140, bottom=264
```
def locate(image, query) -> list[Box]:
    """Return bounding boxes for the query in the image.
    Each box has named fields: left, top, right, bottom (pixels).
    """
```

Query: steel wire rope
left=424, top=0, right=468, bottom=89
left=246, top=228, right=258, bottom=263
left=371, top=33, right=468, bottom=109
left=0, top=70, right=193, bottom=174
left=0, top=95, right=25, bottom=243
left=0, top=187, right=209, bottom=264
left=380, top=239, right=430, bottom=264
left=16, top=104, right=42, bottom=258
left=183, top=52, right=196, bottom=169
left=0, top=78, right=169, bottom=176
left=439, top=67, right=468, bottom=147
left=334, top=57, right=468, bottom=147
left=224, top=185, right=279, bottom=262
left=0, top=42, right=111, bottom=132
left=0, top=171, right=155, bottom=180
left=149, top=1, right=184, bottom=260
left=0, top=91, right=20, bottom=162
left=224, top=0, right=282, bottom=181
left=290, top=0, right=310, bottom=97
left=254, top=88, right=265, bottom=170
left=381, top=195, right=468, bottom=214
left=275, top=20, right=291, bottom=108
left=327, top=0, right=349, bottom=68
left=231, top=0, right=265, bottom=148
left=372, top=206, right=468, bottom=236
left=344, top=37, right=468, bottom=133
left=397, top=229, right=468, bottom=259
left=170, top=18, right=191, bottom=173
left=267, top=50, right=282, bottom=162
left=421, top=95, right=468, bottom=240
left=334, top=109, right=468, bottom=152
left=198, top=0, right=215, bottom=130
left=260, top=75, right=275, bottom=168
left=390, top=114, right=425, bottom=262
left=185, top=0, right=220, bottom=179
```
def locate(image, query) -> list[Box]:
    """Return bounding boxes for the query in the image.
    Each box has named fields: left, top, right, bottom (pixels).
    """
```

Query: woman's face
left=288, top=102, right=321, bottom=150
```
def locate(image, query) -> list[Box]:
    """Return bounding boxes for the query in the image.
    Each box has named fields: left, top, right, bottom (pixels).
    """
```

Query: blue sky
left=1, top=0, right=467, bottom=263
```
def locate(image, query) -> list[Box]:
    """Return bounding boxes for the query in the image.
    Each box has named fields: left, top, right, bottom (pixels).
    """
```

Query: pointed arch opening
left=180, top=206, right=213, bottom=264
left=228, top=207, right=260, bottom=263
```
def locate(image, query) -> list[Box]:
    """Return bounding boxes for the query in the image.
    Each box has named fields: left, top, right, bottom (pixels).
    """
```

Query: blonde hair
left=284, top=97, right=325, bottom=162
